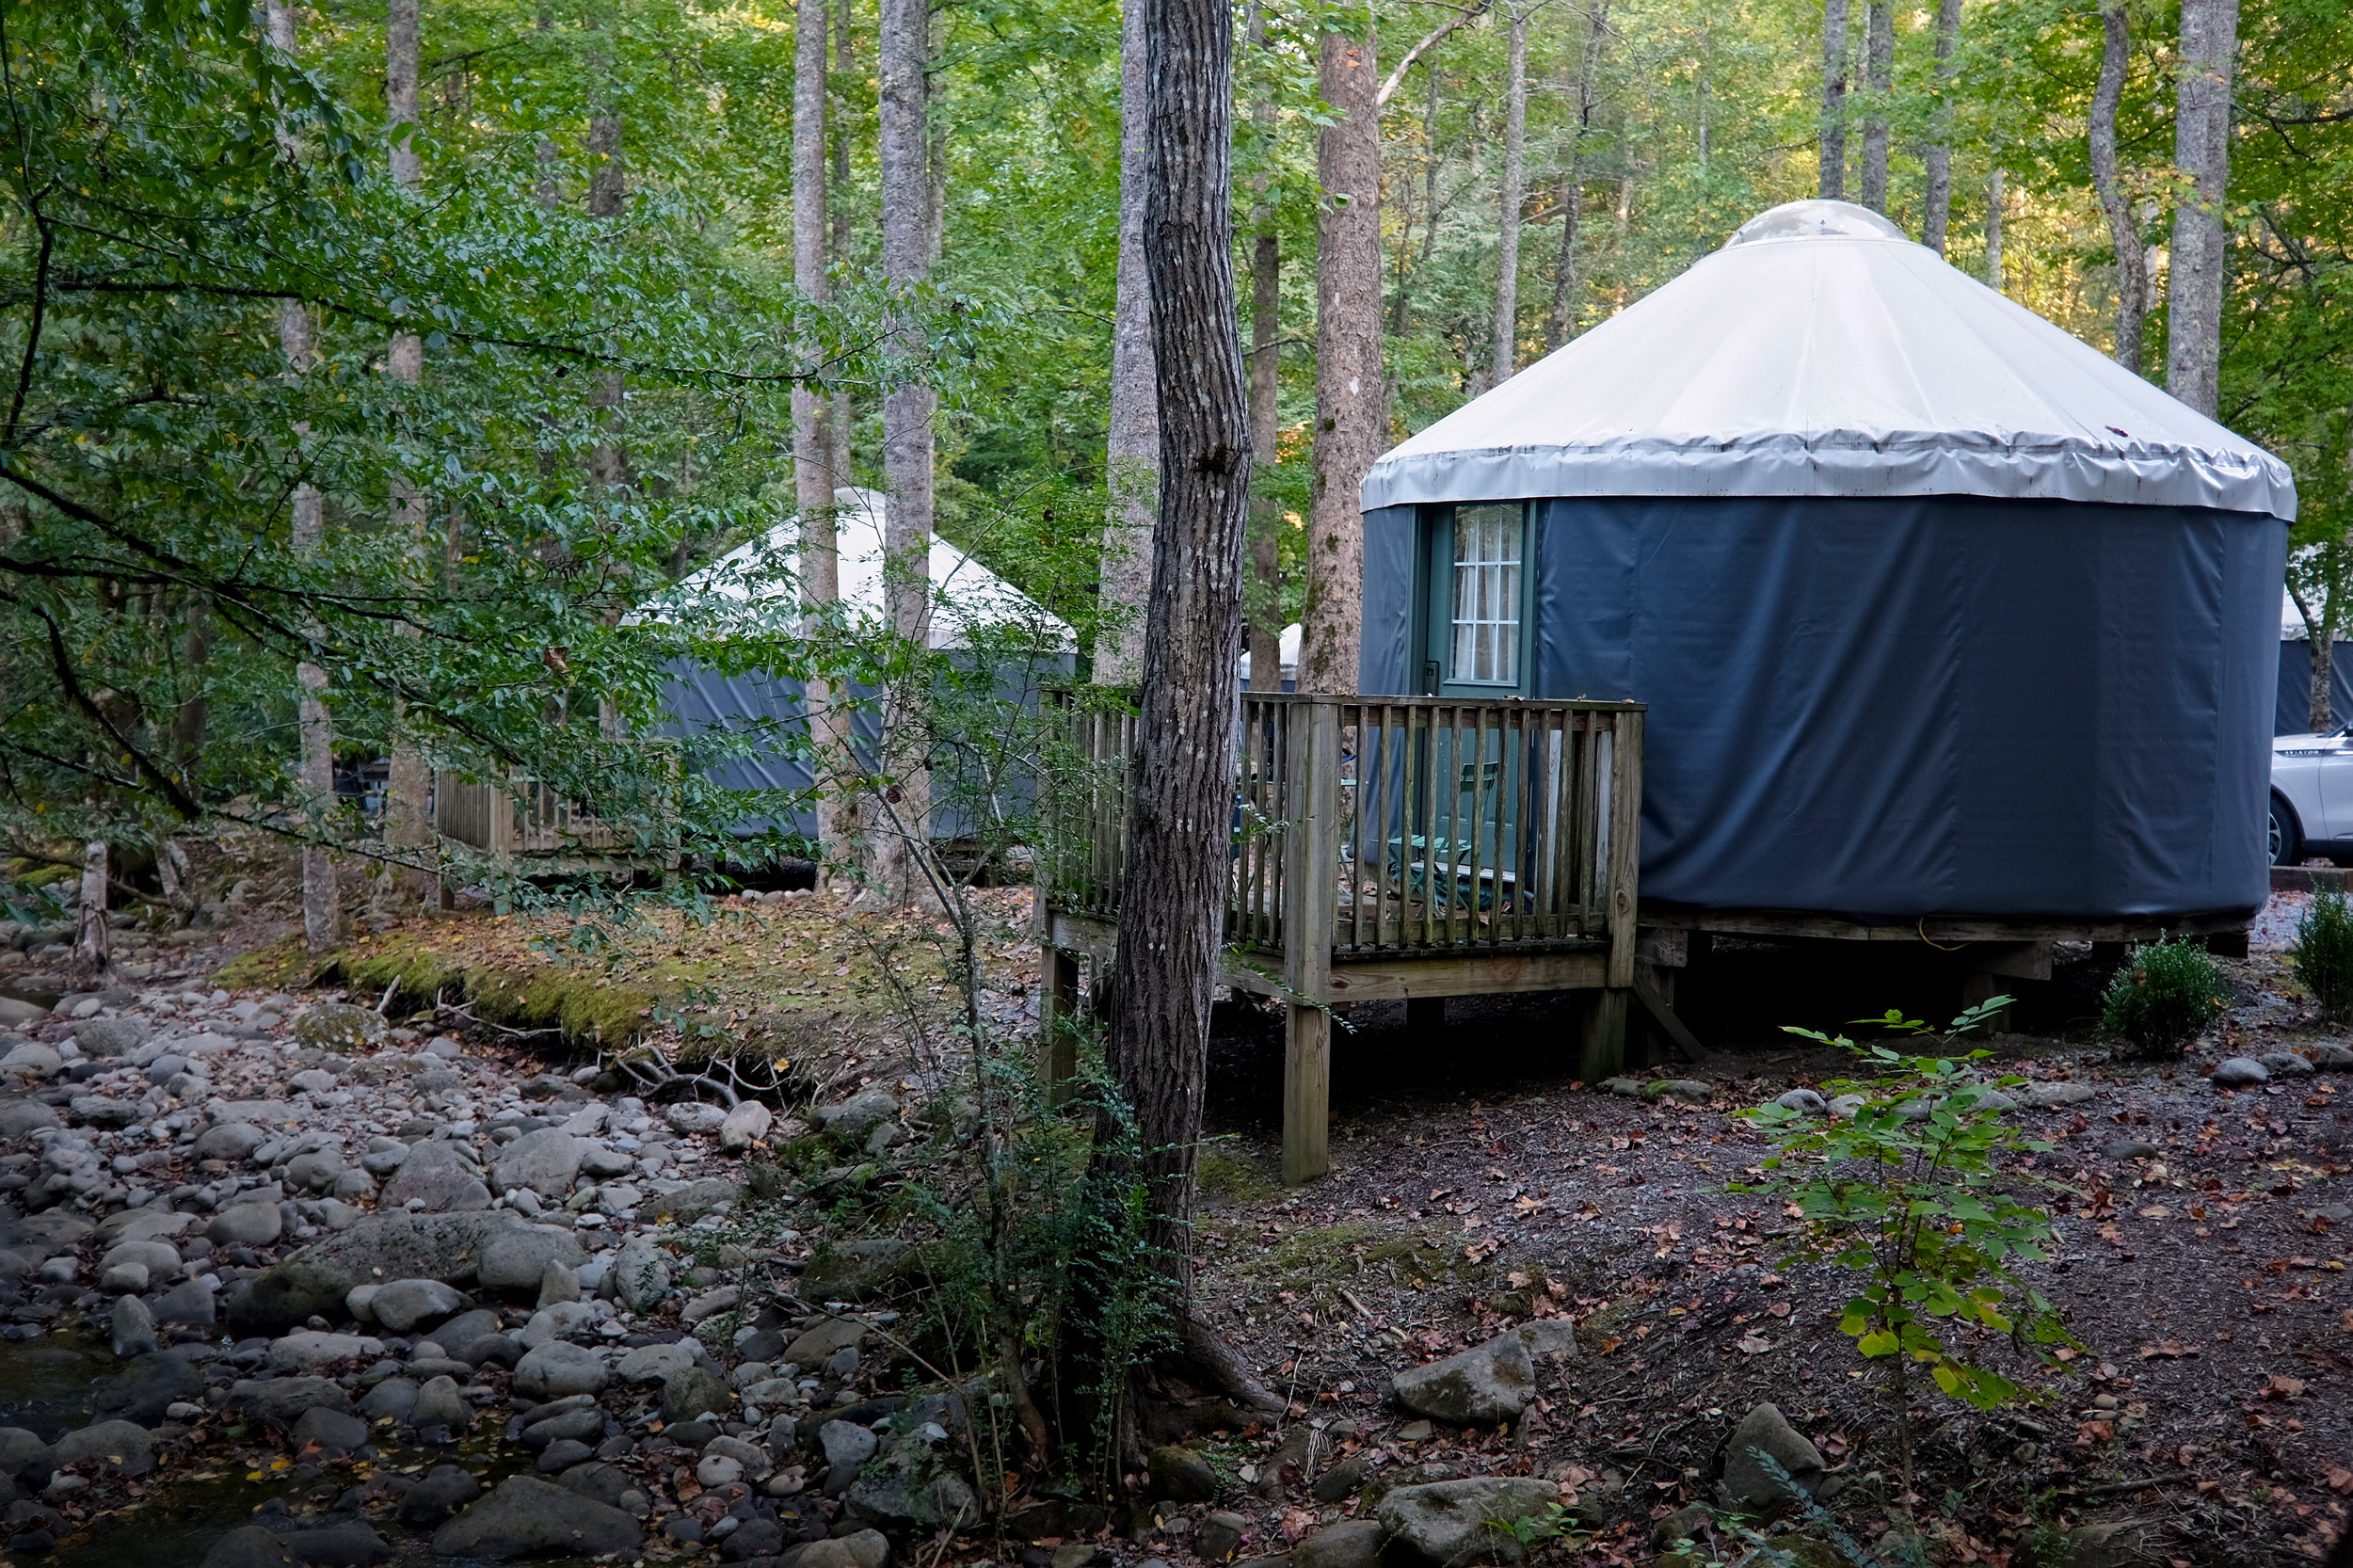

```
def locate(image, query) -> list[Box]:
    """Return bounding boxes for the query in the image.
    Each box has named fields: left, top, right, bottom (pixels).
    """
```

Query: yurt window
left=1419, top=502, right=1530, bottom=694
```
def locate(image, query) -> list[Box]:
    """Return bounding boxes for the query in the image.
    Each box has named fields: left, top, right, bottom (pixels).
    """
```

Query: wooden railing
left=432, top=765, right=660, bottom=862
left=1044, top=692, right=1643, bottom=976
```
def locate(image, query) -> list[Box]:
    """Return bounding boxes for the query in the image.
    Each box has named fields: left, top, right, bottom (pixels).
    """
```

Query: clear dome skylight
left=1723, top=199, right=1909, bottom=248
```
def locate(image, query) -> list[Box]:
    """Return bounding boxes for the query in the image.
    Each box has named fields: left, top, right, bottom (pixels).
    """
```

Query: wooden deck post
left=1579, top=988, right=1628, bottom=1081
left=1281, top=700, right=1340, bottom=1185
left=1038, top=946, right=1080, bottom=1101
left=1958, top=969, right=2013, bottom=1033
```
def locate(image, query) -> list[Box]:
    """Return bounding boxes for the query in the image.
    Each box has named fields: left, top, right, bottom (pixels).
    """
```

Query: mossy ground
left=219, top=889, right=1036, bottom=1084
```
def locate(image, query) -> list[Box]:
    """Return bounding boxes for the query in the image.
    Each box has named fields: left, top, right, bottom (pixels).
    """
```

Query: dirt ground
left=1185, top=936, right=2353, bottom=1567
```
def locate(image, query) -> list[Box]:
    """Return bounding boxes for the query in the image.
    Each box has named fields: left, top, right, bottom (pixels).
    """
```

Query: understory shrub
left=1737, top=999, right=2073, bottom=1488
left=2292, top=890, right=2353, bottom=1022
left=2099, top=936, right=2228, bottom=1059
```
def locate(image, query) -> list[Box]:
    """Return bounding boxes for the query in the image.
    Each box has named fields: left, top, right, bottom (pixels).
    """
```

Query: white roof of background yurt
left=667, top=487, right=1073, bottom=650
left=1363, top=200, right=2297, bottom=520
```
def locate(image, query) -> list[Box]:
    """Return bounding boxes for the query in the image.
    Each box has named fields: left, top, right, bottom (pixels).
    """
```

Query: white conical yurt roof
left=1363, top=200, right=2297, bottom=520
left=668, top=487, right=1073, bottom=650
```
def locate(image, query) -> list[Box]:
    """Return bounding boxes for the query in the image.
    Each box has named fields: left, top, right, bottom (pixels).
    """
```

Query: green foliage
left=2292, top=890, right=2353, bottom=1023
left=1737, top=1001, right=2073, bottom=1480
left=2098, top=936, right=2230, bottom=1059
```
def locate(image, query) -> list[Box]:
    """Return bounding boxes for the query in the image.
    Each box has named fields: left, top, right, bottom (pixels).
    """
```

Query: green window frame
left=1419, top=502, right=1533, bottom=695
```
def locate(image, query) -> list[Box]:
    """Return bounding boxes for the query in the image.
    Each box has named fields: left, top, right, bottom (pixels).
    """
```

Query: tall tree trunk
left=1547, top=2, right=1607, bottom=350
left=1819, top=0, right=1849, bottom=200
left=72, top=840, right=109, bottom=983
left=1488, top=3, right=1529, bottom=386
left=268, top=0, right=344, bottom=952
left=1096, top=0, right=1159, bottom=686
left=1105, top=0, right=1251, bottom=1309
left=1302, top=26, right=1379, bottom=697
left=1245, top=0, right=1284, bottom=694
left=1858, top=0, right=1891, bottom=212
left=874, top=0, right=936, bottom=905
left=585, top=88, right=631, bottom=491
left=1921, top=0, right=1961, bottom=254
left=382, top=0, right=433, bottom=904
left=2166, top=0, right=2238, bottom=417
left=795, top=0, right=855, bottom=883
left=2090, top=0, right=2149, bottom=375
left=1984, top=166, right=2004, bottom=289
left=830, top=0, right=856, bottom=500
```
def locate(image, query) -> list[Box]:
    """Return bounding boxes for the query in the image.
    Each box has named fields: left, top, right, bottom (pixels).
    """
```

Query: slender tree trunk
left=382, top=0, right=433, bottom=904
left=1302, top=26, right=1379, bottom=697
left=72, top=840, right=109, bottom=982
left=1488, top=4, right=1529, bottom=386
left=1105, top=0, right=1252, bottom=1307
left=830, top=0, right=856, bottom=497
left=1921, top=0, right=1961, bottom=254
left=171, top=592, right=212, bottom=777
left=1245, top=0, right=1284, bottom=694
left=2167, top=0, right=2238, bottom=417
left=584, top=88, right=632, bottom=490
left=874, top=0, right=936, bottom=905
left=1984, top=166, right=2004, bottom=289
left=1548, top=2, right=1606, bottom=350
left=1819, top=0, right=1849, bottom=200
left=1859, top=0, right=1892, bottom=212
left=1096, top=0, right=1159, bottom=685
left=2091, top=0, right=2149, bottom=375
left=794, top=0, right=854, bottom=884
left=267, top=0, right=344, bottom=951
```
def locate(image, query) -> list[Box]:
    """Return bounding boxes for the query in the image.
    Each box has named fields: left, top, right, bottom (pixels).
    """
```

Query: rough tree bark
left=1301, top=25, right=1380, bottom=697
left=1921, top=0, right=1961, bottom=254
left=1096, top=0, right=1159, bottom=686
left=1547, top=2, right=1608, bottom=350
left=2090, top=0, right=2150, bottom=376
left=793, top=0, right=854, bottom=883
left=1984, top=166, right=2005, bottom=289
left=873, top=0, right=936, bottom=905
left=1245, top=0, right=1283, bottom=694
left=2167, top=0, right=2238, bottom=417
left=1858, top=0, right=1891, bottom=212
left=382, top=0, right=433, bottom=904
left=2292, top=590, right=2336, bottom=734
left=1819, top=0, right=1849, bottom=200
left=265, top=0, right=343, bottom=952
left=72, top=840, right=108, bottom=983
left=1488, top=2, right=1529, bottom=386
left=1105, top=0, right=1252, bottom=1314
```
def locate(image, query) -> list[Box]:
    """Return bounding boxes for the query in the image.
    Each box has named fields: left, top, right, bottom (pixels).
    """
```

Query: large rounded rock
left=2209, top=1056, right=2268, bottom=1089
left=606, top=1238, right=672, bottom=1313
left=490, top=1128, right=584, bottom=1198
left=1721, top=1401, right=1825, bottom=1511
left=1375, top=1477, right=1559, bottom=1566
left=1390, top=1329, right=1534, bottom=1425
left=53, top=1419, right=156, bottom=1475
left=226, top=1261, right=351, bottom=1338
left=200, top=1527, right=299, bottom=1568
left=194, top=1122, right=268, bottom=1162
left=512, top=1341, right=609, bottom=1400
left=477, top=1226, right=588, bottom=1295
left=283, top=1210, right=520, bottom=1291
left=230, top=1376, right=354, bottom=1427
left=395, top=1464, right=481, bottom=1528
left=661, top=1366, right=729, bottom=1424
left=74, top=1017, right=151, bottom=1058
left=293, top=1003, right=385, bottom=1053
left=430, top=1475, right=643, bottom=1560
left=368, top=1278, right=469, bottom=1334
left=91, top=1350, right=203, bottom=1426
left=378, top=1142, right=493, bottom=1212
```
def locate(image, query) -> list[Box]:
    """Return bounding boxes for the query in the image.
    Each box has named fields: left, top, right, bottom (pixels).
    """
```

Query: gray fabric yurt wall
left=1359, top=498, right=2285, bottom=921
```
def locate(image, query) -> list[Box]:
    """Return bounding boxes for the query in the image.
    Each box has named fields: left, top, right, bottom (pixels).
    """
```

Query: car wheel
left=2270, top=792, right=2301, bottom=867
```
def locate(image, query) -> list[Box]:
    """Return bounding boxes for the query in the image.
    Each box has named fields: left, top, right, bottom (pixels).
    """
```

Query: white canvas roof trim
left=659, top=488, right=1074, bottom=650
left=1364, top=200, right=2297, bottom=520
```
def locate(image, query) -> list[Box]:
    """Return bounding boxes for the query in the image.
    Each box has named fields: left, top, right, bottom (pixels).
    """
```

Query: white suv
left=2271, top=728, right=2353, bottom=864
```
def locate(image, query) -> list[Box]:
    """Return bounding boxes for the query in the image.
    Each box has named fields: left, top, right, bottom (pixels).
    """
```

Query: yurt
left=1358, top=200, right=2297, bottom=923
left=658, top=488, right=1073, bottom=840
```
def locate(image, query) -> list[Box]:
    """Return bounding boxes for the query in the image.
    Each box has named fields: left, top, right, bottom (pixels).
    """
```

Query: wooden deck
left=431, top=766, right=678, bottom=874
left=1036, top=692, right=1649, bottom=1183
